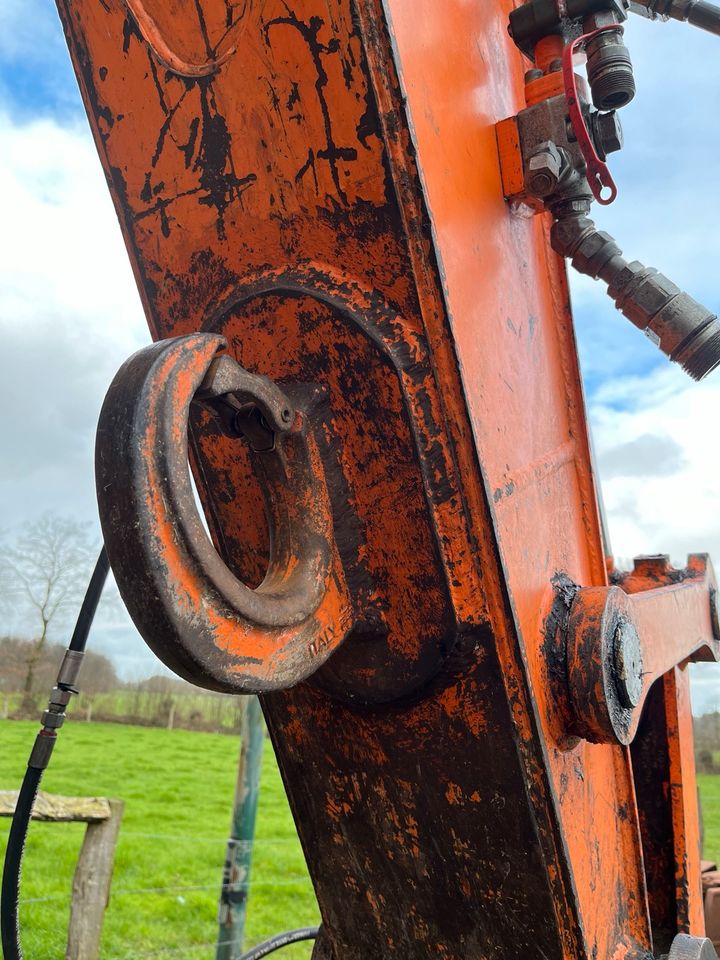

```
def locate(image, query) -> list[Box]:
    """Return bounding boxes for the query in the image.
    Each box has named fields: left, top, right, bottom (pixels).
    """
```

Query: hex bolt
left=613, top=619, right=643, bottom=709
left=526, top=141, right=566, bottom=199
left=592, top=110, right=624, bottom=159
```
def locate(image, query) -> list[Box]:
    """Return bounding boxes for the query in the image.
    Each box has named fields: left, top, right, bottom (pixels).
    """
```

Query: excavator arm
left=54, top=1, right=720, bottom=957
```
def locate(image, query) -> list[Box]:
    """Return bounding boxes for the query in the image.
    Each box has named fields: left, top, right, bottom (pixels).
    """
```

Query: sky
left=1, top=2, right=720, bottom=709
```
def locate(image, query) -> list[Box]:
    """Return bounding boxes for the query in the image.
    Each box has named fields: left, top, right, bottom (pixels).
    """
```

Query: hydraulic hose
left=238, top=927, right=319, bottom=960
left=1, top=546, right=318, bottom=960
left=687, top=0, right=720, bottom=34
left=0, top=547, right=109, bottom=960
left=633, top=0, right=720, bottom=35
left=69, top=548, right=110, bottom=651
left=0, top=769, right=42, bottom=960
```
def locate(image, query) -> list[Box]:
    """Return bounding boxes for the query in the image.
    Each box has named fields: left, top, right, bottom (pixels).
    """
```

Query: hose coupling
left=551, top=213, right=720, bottom=379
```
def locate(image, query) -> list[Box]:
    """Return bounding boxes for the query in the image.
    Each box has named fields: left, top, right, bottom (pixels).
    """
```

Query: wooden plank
left=66, top=798, right=124, bottom=960
left=0, top=790, right=111, bottom=823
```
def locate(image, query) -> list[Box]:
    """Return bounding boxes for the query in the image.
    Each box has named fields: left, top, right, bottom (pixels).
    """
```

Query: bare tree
left=0, top=514, right=97, bottom=710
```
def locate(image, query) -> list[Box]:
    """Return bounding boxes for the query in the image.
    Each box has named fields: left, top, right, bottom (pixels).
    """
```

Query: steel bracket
left=565, top=554, right=720, bottom=744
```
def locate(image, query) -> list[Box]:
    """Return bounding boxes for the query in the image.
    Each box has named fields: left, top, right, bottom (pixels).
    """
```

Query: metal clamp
left=96, top=333, right=352, bottom=693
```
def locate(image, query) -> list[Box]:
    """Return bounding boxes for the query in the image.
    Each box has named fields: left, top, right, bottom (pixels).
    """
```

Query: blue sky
left=0, top=0, right=82, bottom=121
left=2, top=1, right=720, bottom=706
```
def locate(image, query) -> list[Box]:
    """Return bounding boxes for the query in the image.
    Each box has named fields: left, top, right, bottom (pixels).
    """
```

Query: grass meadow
left=701, top=772, right=720, bottom=865
left=3, top=719, right=720, bottom=960
left=0, top=720, right=318, bottom=960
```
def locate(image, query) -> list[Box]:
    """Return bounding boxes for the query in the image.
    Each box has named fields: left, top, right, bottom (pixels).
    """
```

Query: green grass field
left=0, top=720, right=318, bottom=960
left=4, top=719, right=720, bottom=960
left=700, top=772, right=720, bottom=866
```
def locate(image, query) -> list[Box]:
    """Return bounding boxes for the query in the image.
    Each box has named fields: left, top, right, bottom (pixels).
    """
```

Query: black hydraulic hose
left=634, top=0, right=720, bottom=35
left=0, top=769, right=42, bottom=960
left=1, top=548, right=109, bottom=960
left=69, top=547, right=110, bottom=651
left=686, top=0, right=720, bottom=36
left=1, top=546, right=318, bottom=960
left=238, top=927, right=319, bottom=960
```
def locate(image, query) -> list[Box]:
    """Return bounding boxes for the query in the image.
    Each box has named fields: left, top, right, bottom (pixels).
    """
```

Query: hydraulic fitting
left=551, top=211, right=720, bottom=380
left=508, top=0, right=630, bottom=57
left=667, top=933, right=720, bottom=959
left=500, top=0, right=720, bottom=380
left=583, top=11, right=636, bottom=109
left=633, top=0, right=720, bottom=36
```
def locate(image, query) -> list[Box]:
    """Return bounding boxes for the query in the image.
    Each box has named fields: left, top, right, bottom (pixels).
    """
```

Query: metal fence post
left=216, top=695, right=264, bottom=960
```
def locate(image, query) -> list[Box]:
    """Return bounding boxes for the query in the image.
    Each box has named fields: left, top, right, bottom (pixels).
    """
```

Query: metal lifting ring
left=95, top=333, right=352, bottom=693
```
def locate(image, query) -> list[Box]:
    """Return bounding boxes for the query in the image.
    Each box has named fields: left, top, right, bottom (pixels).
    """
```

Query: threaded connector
left=551, top=214, right=720, bottom=380
left=585, top=28, right=636, bottom=110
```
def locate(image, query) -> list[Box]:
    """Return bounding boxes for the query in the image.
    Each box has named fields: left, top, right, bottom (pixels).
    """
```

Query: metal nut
left=526, top=141, right=565, bottom=198
left=572, top=228, right=621, bottom=279
left=624, top=271, right=680, bottom=327
left=607, top=259, right=646, bottom=302
left=593, top=110, right=624, bottom=158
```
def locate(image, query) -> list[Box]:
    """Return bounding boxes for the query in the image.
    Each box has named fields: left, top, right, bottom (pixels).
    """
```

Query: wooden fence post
left=0, top=791, right=123, bottom=960
left=66, top=799, right=124, bottom=960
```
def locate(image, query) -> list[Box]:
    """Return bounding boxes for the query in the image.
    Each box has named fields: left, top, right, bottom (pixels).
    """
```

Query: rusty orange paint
left=622, top=557, right=708, bottom=945
left=665, top=667, right=705, bottom=934
left=495, top=116, right=530, bottom=201
left=58, top=0, right=713, bottom=956
left=525, top=70, right=566, bottom=107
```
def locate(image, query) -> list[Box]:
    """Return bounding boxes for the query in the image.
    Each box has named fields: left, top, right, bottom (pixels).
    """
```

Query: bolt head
left=526, top=141, right=564, bottom=199
left=593, top=110, right=624, bottom=159
left=613, top=620, right=643, bottom=709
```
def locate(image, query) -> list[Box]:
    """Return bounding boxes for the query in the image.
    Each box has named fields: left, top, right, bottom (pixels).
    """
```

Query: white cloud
left=591, top=365, right=720, bottom=559
left=0, top=112, right=147, bottom=522
left=0, top=113, right=144, bottom=337
left=588, top=365, right=720, bottom=713
left=0, top=111, right=156, bottom=675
